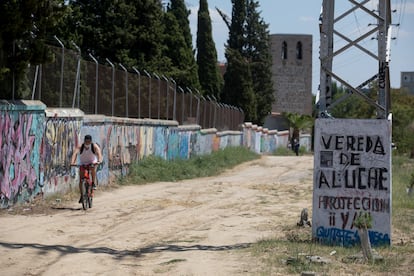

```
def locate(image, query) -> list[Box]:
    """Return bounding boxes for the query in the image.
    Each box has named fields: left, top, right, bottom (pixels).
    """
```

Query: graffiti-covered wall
left=243, top=123, right=290, bottom=154
left=42, top=110, right=83, bottom=195
left=0, top=101, right=302, bottom=208
left=0, top=101, right=46, bottom=207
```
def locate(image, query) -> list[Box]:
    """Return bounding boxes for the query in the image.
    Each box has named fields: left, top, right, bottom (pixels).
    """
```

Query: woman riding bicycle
left=70, top=135, right=103, bottom=203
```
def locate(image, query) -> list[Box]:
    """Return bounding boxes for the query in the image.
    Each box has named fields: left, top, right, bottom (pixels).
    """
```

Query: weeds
left=124, top=146, right=259, bottom=185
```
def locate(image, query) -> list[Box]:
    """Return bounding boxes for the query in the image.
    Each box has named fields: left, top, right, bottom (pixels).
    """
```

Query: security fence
left=27, top=44, right=244, bottom=130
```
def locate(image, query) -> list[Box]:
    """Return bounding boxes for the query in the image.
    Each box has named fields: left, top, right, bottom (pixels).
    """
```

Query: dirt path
left=0, top=156, right=314, bottom=275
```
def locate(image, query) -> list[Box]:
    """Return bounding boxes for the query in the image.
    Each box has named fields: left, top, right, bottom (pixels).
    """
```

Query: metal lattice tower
left=318, top=0, right=392, bottom=119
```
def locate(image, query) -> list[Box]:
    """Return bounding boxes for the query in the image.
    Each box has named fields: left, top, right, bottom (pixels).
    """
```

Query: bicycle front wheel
left=88, top=194, right=93, bottom=208
left=81, top=180, right=88, bottom=210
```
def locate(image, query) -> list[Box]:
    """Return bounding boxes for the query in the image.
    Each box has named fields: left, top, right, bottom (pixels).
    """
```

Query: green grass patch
left=391, top=155, right=414, bottom=235
left=273, top=146, right=296, bottom=156
left=124, top=146, right=259, bottom=185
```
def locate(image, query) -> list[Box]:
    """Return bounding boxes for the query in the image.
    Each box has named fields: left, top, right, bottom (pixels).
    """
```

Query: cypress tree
left=196, top=0, right=222, bottom=98
left=245, top=0, right=274, bottom=125
left=166, top=0, right=200, bottom=89
left=169, top=0, right=193, bottom=52
left=221, top=0, right=257, bottom=122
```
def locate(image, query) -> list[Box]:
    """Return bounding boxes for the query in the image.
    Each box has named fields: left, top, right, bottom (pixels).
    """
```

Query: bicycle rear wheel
left=81, top=180, right=88, bottom=210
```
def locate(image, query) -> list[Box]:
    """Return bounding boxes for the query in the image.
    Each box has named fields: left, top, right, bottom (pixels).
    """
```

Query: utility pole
left=318, top=0, right=334, bottom=116
left=318, top=0, right=392, bottom=119
left=377, top=0, right=392, bottom=118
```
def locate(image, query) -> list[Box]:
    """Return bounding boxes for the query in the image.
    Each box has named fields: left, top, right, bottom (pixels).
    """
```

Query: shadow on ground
left=0, top=241, right=252, bottom=259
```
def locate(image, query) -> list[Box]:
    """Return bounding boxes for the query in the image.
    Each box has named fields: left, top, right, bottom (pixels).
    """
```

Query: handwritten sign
left=312, top=119, right=391, bottom=246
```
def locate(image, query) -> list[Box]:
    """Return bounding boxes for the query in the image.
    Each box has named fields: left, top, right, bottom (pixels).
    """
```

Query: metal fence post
left=207, top=95, right=213, bottom=128
left=212, top=95, right=218, bottom=128
left=31, top=65, right=39, bottom=100
left=132, top=67, right=141, bottom=118
left=119, top=63, right=128, bottom=117
left=144, top=70, right=151, bottom=118
left=153, top=73, right=161, bottom=119
left=202, top=96, right=207, bottom=128
left=71, top=41, right=81, bottom=108
left=195, top=89, right=201, bottom=125
left=171, top=79, right=177, bottom=121
left=89, top=53, right=99, bottom=114
left=162, top=75, right=169, bottom=119
left=186, top=87, right=193, bottom=119
left=106, top=58, right=115, bottom=116
left=179, top=86, right=185, bottom=124
left=54, top=35, right=64, bottom=107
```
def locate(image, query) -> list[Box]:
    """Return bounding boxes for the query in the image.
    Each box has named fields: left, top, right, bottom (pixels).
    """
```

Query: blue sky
left=186, top=0, right=414, bottom=94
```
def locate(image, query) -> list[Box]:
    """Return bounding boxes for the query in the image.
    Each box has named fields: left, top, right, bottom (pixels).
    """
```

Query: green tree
left=245, top=0, right=274, bottom=125
left=169, top=0, right=193, bottom=53
left=165, top=0, right=200, bottom=88
left=196, top=0, right=222, bottom=98
left=222, top=0, right=257, bottom=122
left=65, top=0, right=165, bottom=70
left=390, top=88, right=414, bottom=156
left=223, top=48, right=256, bottom=121
left=284, top=112, right=314, bottom=141
left=329, top=82, right=376, bottom=119
left=0, top=0, right=66, bottom=99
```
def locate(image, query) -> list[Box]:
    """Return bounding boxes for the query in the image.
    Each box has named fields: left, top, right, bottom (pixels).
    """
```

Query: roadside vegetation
left=124, top=146, right=259, bottom=185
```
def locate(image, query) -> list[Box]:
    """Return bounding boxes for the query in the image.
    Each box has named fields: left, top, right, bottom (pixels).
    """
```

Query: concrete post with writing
left=312, top=118, right=391, bottom=247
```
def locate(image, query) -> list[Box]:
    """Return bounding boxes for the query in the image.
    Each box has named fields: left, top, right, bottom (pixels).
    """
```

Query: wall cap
left=98, top=116, right=179, bottom=126
left=45, top=108, right=84, bottom=117
left=178, top=124, right=201, bottom=131
left=217, top=130, right=242, bottom=137
left=0, top=100, right=46, bottom=111
left=200, top=128, right=217, bottom=134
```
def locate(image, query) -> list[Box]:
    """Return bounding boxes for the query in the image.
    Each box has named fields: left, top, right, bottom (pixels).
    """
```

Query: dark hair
left=84, top=135, right=92, bottom=141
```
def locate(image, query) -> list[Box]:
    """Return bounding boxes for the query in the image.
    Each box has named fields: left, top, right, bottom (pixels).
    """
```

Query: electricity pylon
left=318, top=0, right=392, bottom=119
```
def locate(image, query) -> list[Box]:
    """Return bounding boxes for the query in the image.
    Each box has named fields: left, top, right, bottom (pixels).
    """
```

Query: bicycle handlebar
left=70, top=163, right=100, bottom=168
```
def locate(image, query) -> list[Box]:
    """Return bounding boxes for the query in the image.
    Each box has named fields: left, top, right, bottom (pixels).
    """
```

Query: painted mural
left=0, top=110, right=44, bottom=207
left=1, top=102, right=295, bottom=207
left=167, top=128, right=180, bottom=160
left=154, top=126, right=168, bottom=159
left=179, top=131, right=191, bottom=159
left=42, top=117, right=82, bottom=194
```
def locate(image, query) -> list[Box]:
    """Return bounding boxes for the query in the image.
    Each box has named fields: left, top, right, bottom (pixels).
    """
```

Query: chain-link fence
left=27, top=44, right=244, bottom=130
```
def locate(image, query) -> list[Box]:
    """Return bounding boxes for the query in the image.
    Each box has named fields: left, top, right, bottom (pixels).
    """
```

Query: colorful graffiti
left=0, top=111, right=44, bottom=206
left=1, top=104, right=293, bottom=207
left=167, top=128, right=180, bottom=160
left=154, top=127, right=167, bottom=159
left=315, top=226, right=390, bottom=247
left=41, top=117, right=81, bottom=194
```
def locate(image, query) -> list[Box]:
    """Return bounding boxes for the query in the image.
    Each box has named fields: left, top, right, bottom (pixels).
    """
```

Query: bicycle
left=71, top=163, right=97, bottom=210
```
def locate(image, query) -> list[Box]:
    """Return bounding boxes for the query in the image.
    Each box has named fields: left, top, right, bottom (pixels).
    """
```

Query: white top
left=79, top=145, right=98, bottom=165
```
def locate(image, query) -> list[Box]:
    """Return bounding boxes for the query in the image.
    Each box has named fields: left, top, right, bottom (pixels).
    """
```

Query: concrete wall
left=0, top=101, right=306, bottom=208
left=243, top=122, right=290, bottom=154
left=0, top=101, right=46, bottom=207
